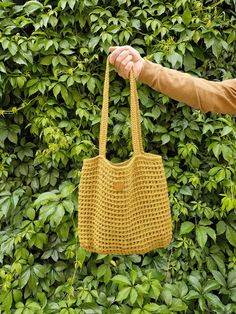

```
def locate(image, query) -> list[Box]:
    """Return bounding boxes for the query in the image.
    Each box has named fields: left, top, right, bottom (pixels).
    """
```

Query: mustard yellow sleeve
left=138, top=59, right=236, bottom=115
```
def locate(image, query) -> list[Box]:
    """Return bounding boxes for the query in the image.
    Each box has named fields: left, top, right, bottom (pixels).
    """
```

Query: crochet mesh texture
left=78, top=59, right=172, bottom=254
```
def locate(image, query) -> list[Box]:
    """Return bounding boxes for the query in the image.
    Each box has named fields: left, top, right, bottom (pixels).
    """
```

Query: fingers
left=108, top=45, right=141, bottom=79
left=109, top=46, right=134, bottom=64
left=117, top=55, right=133, bottom=79
left=114, top=50, right=131, bottom=69
left=122, top=61, right=134, bottom=79
left=108, top=46, right=117, bottom=53
left=109, top=45, right=132, bottom=54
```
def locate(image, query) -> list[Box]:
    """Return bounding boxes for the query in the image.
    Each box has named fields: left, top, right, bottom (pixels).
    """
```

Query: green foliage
left=0, top=0, right=236, bottom=313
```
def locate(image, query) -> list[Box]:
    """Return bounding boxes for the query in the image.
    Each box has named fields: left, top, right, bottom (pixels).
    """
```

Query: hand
left=109, top=45, right=144, bottom=80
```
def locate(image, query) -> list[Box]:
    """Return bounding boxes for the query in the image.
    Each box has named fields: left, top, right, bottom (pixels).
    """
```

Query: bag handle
left=99, top=58, right=144, bottom=157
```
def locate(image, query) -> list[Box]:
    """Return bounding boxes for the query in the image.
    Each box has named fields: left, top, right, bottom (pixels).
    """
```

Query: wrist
left=137, top=58, right=146, bottom=81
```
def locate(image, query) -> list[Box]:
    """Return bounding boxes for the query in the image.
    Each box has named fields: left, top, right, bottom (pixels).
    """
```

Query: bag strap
left=99, top=58, right=144, bottom=157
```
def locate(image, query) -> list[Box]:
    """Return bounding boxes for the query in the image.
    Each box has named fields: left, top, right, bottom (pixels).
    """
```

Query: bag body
left=78, top=59, right=172, bottom=254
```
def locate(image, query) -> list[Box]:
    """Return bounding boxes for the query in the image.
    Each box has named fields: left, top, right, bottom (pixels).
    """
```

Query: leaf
left=33, top=264, right=46, bottom=278
left=34, top=233, right=48, bottom=249
left=34, top=192, right=59, bottom=206
left=116, top=286, right=131, bottom=302
left=87, top=77, right=96, bottom=94
left=39, top=203, right=55, bottom=223
left=2, top=291, right=13, bottom=311
left=0, top=62, right=6, bottom=73
left=228, top=270, right=236, bottom=288
left=23, top=1, right=43, bottom=14
left=221, top=126, right=232, bottom=137
left=27, top=300, right=42, bottom=311
left=97, top=264, right=107, bottom=278
left=167, top=51, right=182, bottom=68
left=154, top=52, right=164, bottom=63
left=205, top=293, right=224, bottom=310
left=188, top=275, right=202, bottom=292
left=104, top=267, right=112, bottom=284
left=50, top=203, right=65, bottom=227
left=131, top=19, right=141, bottom=29
left=1, top=198, right=11, bottom=217
left=77, top=247, right=87, bottom=268
left=8, top=131, right=18, bottom=144
left=211, top=254, right=226, bottom=276
left=170, top=298, right=188, bottom=311
left=180, top=186, right=192, bottom=196
left=13, top=290, right=22, bottom=303
left=16, top=77, right=25, bottom=88
left=0, top=127, right=8, bottom=143
left=215, top=169, right=225, bottom=182
left=212, top=41, right=222, bottom=58
left=19, top=268, right=30, bottom=288
left=88, top=36, right=100, bottom=49
left=53, top=84, right=61, bottom=98
left=130, top=288, right=138, bottom=304
left=60, top=0, right=67, bottom=10
left=144, top=303, right=160, bottom=311
left=60, top=85, right=68, bottom=102
left=161, top=134, right=170, bottom=145
left=59, top=182, right=75, bottom=197
left=67, top=76, right=74, bottom=87
left=40, top=56, right=53, bottom=65
left=212, top=270, right=227, bottom=287
left=136, top=283, right=149, bottom=295
left=8, top=41, right=18, bottom=55
left=13, top=55, right=27, bottom=65
left=222, top=144, right=233, bottom=162
left=130, top=269, right=137, bottom=285
left=161, top=288, right=172, bottom=306
left=171, top=24, right=185, bottom=32
left=226, top=226, right=236, bottom=247
left=112, top=275, right=131, bottom=286
left=180, top=221, right=195, bottom=235
left=68, top=0, right=76, bottom=10
left=26, top=207, right=35, bottom=220
left=212, top=143, right=222, bottom=158
left=155, top=125, right=167, bottom=133
left=203, top=280, right=220, bottom=293
left=185, top=290, right=200, bottom=300
left=205, top=227, right=216, bottom=242
left=138, top=89, right=150, bottom=107
left=183, top=52, right=196, bottom=71
left=0, top=2, right=15, bottom=8
left=193, top=30, right=201, bottom=43
left=196, top=226, right=208, bottom=248
left=216, top=221, right=226, bottom=235
left=227, top=31, right=236, bottom=44
left=113, top=124, right=123, bottom=136
left=182, top=6, right=192, bottom=26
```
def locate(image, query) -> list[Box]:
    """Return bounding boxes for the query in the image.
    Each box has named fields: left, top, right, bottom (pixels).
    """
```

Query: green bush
left=0, top=0, right=236, bottom=313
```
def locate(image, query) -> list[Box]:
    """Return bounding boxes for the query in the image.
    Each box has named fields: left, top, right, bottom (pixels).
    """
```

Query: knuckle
left=116, top=55, right=122, bottom=62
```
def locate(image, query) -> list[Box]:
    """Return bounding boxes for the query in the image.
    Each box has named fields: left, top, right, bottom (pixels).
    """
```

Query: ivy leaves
left=34, top=182, right=75, bottom=228
left=0, top=0, right=235, bottom=313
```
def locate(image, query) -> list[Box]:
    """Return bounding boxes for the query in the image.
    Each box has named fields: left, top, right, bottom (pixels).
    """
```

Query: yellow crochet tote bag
left=78, top=58, right=172, bottom=255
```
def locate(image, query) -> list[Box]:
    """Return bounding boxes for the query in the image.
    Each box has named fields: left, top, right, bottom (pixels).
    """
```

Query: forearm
left=138, top=59, right=236, bottom=114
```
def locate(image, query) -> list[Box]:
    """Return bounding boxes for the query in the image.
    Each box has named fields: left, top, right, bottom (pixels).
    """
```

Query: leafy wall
left=0, top=0, right=236, bottom=313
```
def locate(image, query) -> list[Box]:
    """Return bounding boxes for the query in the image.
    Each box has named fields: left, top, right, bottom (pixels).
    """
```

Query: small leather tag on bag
left=113, top=181, right=125, bottom=192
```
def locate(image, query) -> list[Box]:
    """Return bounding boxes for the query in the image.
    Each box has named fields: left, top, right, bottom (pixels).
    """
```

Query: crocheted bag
left=78, top=58, right=172, bottom=254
